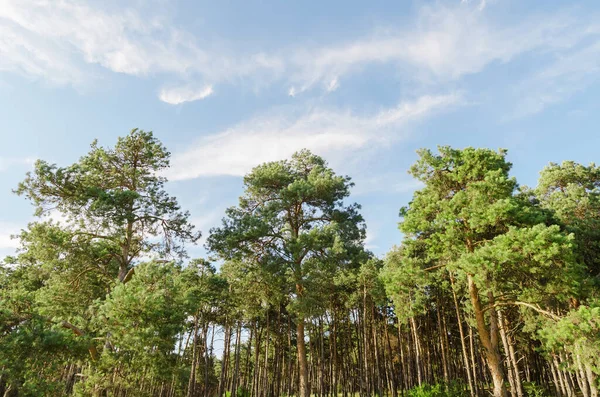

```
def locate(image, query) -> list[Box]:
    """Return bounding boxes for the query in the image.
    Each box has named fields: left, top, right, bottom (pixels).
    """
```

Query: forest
left=0, top=129, right=598, bottom=397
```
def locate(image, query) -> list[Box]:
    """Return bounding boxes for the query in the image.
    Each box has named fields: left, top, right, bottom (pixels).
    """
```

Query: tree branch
left=485, top=301, right=561, bottom=321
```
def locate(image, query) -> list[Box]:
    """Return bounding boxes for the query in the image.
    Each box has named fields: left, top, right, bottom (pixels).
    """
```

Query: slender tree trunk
left=297, top=315, right=310, bottom=397
left=242, top=324, right=254, bottom=396
left=409, top=317, right=422, bottom=386
left=363, top=286, right=372, bottom=397
left=207, top=324, right=215, bottom=397
left=501, top=313, right=523, bottom=397
left=262, top=312, right=270, bottom=397
left=498, top=311, right=516, bottom=397
left=585, top=363, right=598, bottom=397
left=219, top=322, right=231, bottom=397
left=332, top=308, right=339, bottom=397
left=436, top=297, right=449, bottom=383
left=384, top=312, right=398, bottom=397
left=287, top=317, right=294, bottom=397
left=187, top=314, right=199, bottom=397
left=231, top=321, right=242, bottom=397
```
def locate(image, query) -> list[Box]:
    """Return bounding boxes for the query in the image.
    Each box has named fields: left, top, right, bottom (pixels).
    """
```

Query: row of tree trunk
left=4, top=292, right=596, bottom=397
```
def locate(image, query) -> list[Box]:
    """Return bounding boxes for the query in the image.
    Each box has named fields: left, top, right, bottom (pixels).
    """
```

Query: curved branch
left=485, top=301, right=561, bottom=321
left=58, top=320, right=98, bottom=360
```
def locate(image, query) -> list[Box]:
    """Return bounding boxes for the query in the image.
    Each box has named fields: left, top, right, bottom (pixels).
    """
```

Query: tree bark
left=468, top=275, right=507, bottom=397
left=297, top=312, right=310, bottom=397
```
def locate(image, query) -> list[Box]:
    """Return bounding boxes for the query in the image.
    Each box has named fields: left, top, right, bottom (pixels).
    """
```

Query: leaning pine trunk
left=468, top=275, right=508, bottom=397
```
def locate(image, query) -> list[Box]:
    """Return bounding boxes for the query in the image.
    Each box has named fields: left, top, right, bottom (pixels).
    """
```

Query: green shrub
left=523, top=382, right=551, bottom=397
left=406, top=381, right=469, bottom=397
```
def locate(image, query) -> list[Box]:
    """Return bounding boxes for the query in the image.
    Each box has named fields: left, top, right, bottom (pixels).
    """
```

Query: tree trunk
left=231, top=321, right=242, bottom=397
left=219, top=323, right=231, bottom=397
left=297, top=316, right=310, bottom=397
left=187, top=314, right=199, bottom=397
left=468, top=275, right=507, bottom=397
left=409, top=317, right=423, bottom=386
left=585, top=363, right=598, bottom=397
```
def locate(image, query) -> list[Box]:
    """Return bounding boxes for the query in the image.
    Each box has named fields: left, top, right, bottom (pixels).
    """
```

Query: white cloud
left=461, top=0, right=488, bottom=11
left=0, top=156, right=35, bottom=172
left=164, top=93, right=461, bottom=180
left=288, top=6, right=599, bottom=91
left=0, top=0, right=282, bottom=88
left=513, top=40, right=600, bottom=117
left=159, top=85, right=214, bottom=105
left=326, top=77, right=339, bottom=92
left=1, top=0, right=597, bottom=102
left=0, top=222, right=20, bottom=251
left=364, top=229, right=378, bottom=251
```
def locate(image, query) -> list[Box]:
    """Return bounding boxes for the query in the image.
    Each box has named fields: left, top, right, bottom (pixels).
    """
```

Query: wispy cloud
left=351, top=172, right=425, bottom=196
left=513, top=40, right=600, bottom=117
left=164, top=93, right=461, bottom=180
left=1, top=1, right=598, bottom=104
left=0, top=222, right=20, bottom=252
left=0, top=0, right=282, bottom=89
left=326, top=77, right=339, bottom=93
left=0, top=156, right=35, bottom=172
left=287, top=6, right=599, bottom=92
left=364, top=229, right=379, bottom=251
left=159, top=85, right=214, bottom=105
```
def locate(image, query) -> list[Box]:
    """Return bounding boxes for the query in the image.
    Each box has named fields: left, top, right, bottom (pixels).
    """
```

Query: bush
left=406, top=381, right=469, bottom=397
left=523, top=382, right=551, bottom=397
left=224, top=386, right=250, bottom=397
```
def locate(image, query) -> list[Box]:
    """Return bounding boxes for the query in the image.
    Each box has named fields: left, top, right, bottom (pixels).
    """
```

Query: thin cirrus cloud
left=513, top=40, right=600, bottom=117
left=0, top=156, right=35, bottom=172
left=0, top=0, right=282, bottom=88
left=164, top=93, right=461, bottom=181
left=159, top=85, right=214, bottom=105
left=0, top=223, right=19, bottom=250
left=1, top=0, right=599, bottom=107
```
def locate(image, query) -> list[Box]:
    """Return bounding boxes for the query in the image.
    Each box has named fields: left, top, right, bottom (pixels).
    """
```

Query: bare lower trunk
left=231, top=321, right=242, bottom=397
left=297, top=317, right=309, bottom=397
left=187, top=315, right=199, bottom=397
left=468, top=275, right=507, bottom=397
left=585, top=363, right=598, bottom=397
left=450, top=275, right=475, bottom=397
left=498, top=311, right=516, bottom=397
left=409, top=317, right=423, bottom=386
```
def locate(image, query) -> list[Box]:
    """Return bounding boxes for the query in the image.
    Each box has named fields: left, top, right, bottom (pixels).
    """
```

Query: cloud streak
left=1, top=1, right=598, bottom=104
left=288, top=6, right=599, bottom=91
left=164, top=93, right=461, bottom=180
left=159, top=85, right=214, bottom=105
left=0, top=0, right=282, bottom=88
left=513, top=40, right=600, bottom=117
left=0, top=156, right=35, bottom=172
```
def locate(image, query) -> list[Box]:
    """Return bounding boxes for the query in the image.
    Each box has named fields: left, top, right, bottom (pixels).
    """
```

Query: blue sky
left=1, top=0, right=600, bottom=260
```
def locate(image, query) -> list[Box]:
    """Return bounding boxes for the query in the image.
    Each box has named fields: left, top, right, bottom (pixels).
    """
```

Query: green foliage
left=456, top=224, right=582, bottom=303
left=15, top=128, right=200, bottom=278
left=3, top=139, right=600, bottom=396
left=77, top=261, right=188, bottom=394
left=381, top=244, right=430, bottom=321
left=383, top=146, right=587, bottom=397
left=224, top=386, right=251, bottom=397
left=536, top=161, right=600, bottom=283
left=522, top=382, right=551, bottom=397
left=383, top=147, right=580, bottom=317
left=406, top=381, right=469, bottom=397
left=538, top=302, right=600, bottom=376
left=2, top=130, right=202, bottom=396
left=208, top=149, right=366, bottom=317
